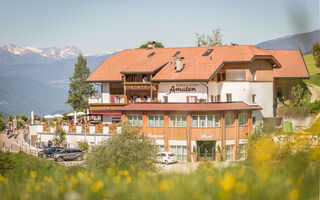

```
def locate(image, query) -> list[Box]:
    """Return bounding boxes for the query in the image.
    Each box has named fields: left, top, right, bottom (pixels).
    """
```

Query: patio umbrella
left=44, top=115, right=54, bottom=119
left=76, top=112, right=86, bottom=116
left=66, top=113, right=75, bottom=117
left=53, top=114, right=63, bottom=118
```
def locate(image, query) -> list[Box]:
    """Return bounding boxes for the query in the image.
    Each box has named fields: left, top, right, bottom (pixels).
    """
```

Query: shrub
left=53, top=128, right=66, bottom=147
left=85, top=123, right=158, bottom=172
left=78, top=140, right=89, bottom=152
left=305, top=100, right=320, bottom=114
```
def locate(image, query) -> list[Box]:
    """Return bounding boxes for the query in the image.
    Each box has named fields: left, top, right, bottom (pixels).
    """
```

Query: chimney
left=175, top=57, right=184, bottom=72
left=147, top=41, right=156, bottom=49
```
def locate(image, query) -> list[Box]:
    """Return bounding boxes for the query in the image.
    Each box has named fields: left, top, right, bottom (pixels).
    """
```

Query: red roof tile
left=265, top=49, right=310, bottom=78
left=121, top=102, right=261, bottom=112
left=86, top=45, right=308, bottom=82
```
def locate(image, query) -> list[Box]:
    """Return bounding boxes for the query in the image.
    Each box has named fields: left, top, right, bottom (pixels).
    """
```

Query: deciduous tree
left=139, top=42, right=164, bottom=48
left=195, top=28, right=223, bottom=47
left=312, top=41, right=320, bottom=68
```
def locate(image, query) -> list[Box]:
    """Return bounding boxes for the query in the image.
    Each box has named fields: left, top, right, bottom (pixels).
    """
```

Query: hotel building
left=86, top=43, right=309, bottom=161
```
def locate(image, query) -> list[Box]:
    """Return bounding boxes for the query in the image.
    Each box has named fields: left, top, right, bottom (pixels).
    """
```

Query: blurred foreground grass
left=0, top=133, right=319, bottom=200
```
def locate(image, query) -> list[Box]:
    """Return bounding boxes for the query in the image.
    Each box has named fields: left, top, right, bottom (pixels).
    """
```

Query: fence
left=0, top=140, right=38, bottom=156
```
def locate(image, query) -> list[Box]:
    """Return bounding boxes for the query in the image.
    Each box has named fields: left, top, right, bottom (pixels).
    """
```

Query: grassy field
left=303, top=54, right=320, bottom=86
left=0, top=134, right=319, bottom=200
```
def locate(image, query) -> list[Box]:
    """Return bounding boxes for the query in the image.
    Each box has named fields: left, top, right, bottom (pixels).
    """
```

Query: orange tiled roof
left=121, top=102, right=261, bottom=112
left=86, top=45, right=308, bottom=82
left=264, top=49, right=310, bottom=78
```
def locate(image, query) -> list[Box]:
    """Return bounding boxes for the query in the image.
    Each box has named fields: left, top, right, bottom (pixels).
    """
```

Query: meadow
left=303, top=53, right=320, bottom=86
left=0, top=132, right=319, bottom=200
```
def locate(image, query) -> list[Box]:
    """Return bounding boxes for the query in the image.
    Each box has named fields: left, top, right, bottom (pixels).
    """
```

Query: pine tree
left=66, top=55, right=97, bottom=111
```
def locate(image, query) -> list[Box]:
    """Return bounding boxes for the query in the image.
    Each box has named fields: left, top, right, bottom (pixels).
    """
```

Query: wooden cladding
left=89, top=104, right=127, bottom=112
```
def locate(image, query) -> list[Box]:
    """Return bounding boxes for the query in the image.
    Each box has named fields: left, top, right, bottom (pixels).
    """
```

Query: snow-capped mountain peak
left=1, top=44, right=82, bottom=59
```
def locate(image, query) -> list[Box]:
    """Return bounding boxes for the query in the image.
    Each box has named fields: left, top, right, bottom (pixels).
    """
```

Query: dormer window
left=173, top=51, right=181, bottom=57
left=202, top=49, right=213, bottom=56
left=148, top=52, right=155, bottom=58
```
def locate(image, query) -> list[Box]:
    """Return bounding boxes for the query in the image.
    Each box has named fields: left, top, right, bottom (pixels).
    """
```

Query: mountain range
left=1, top=29, right=319, bottom=116
left=0, top=44, right=116, bottom=116
left=256, top=29, right=320, bottom=55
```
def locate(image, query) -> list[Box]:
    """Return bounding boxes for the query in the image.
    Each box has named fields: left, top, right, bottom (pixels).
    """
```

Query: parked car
left=157, top=152, right=178, bottom=165
left=38, top=147, right=63, bottom=158
left=53, top=148, right=84, bottom=162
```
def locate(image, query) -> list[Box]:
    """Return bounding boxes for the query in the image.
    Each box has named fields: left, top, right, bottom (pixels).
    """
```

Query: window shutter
left=217, top=95, right=221, bottom=102
left=186, top=96, right=189, bottom=103
left=111, top=96, right=115, bottom=104
left=195, top=96, right=198, bottom=103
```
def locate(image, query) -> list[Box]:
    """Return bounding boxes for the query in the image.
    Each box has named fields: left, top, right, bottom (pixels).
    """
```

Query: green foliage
left=53, top=128, right=66, bottom=147
left=66, top=55, right=97, bottom=111
left=85, top=123, right=158, bottom=172
left=195, top=28, right=223, bottom=47
left=312, top=41, right=320, bottom=68
left=0, top=113, right=6, bottom=131
left=139, top=42, right=164, bottom=48
left=291, top=84, right=305, bottom=106
left=0, top=151, right=14, bottom=175
left=304, top=117, right=320, bottom=135
left=304, top=100, right=320, bottom=115
left=192, top=145, right=197, bottom=154
left=19, top=115, right=28, bottom=122
left=78, top=140, right=89, bottom=152
left=0, top=134, right=319, bottom=200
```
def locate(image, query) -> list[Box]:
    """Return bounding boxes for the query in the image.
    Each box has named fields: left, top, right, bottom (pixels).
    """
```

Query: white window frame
left=239, top=144, right=247, bottom=160
left=226, top=145, right=234, bottom=161
left=225, top=113, right=234, bottom=127
left=147, top=114, right=164, bottom=127
left=238, top=113, right=248, bottom=126
left=169, top=115, right=186, bottom=127
left=191, top=115, right=220, bottom=128
left=127, top=114, right=142, bottom=127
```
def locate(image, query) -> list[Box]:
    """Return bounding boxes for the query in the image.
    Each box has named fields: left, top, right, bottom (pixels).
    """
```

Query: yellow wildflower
left=126, top=176, right=132, bottom=183
left=123, top=170, right=129, bottom=176
left=77, top=171, right=84, bottom=179
left=85, top=177, right=92, bottom=185
left=220, top=173, right=235, bottom=192
left=289, top=188, right=300, bottom=200
left=285, top=178, right=293, bottom=187
left=235, top=182, right=247, bottom=194
left=157, top=180, right=173, bottom=191
left=30, top=171, right=36, bottom=179
left=0, top=174, right=8, bottom=184
left=206, top=176, right=214, bottom=184
left=138, top=172, right=145, bottom=180
left=70, top=176, right=78, bottom=185
left=107, top=168, right=115, bottom=176
left=91, top=181, right=104, bottom=192
left=113, top=175, right=121, bottom=183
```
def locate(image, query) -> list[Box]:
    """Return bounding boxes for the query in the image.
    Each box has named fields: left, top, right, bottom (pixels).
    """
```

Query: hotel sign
left=166, top=83, right=198, bottom=95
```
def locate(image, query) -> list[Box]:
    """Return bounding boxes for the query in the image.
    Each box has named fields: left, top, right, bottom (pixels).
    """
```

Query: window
left=163, top=96, right=168, bottom=103
left=114, top=96, right=120, bottom=103
left=239, top=144, right=247, bottom=160
left=216, top=95, right=221, bottom=102
left=277, top=88, right=282, bottom=98
left=187, top=96, right=197, bottom=103
left=226, top=93, right=232, bottom=102
left=252, top=94, right=256, bottom=104
left=226, top=145, right=234, bottom=161
left=252, top=117, right=256, bottom=125
left=225, top=113, right=234, bottom=126
left=132, top=75, right=136, bottom=82
left=221, top=73, right=226, bottom=81
left=210, top=95, right=214, bottom=102
left=173, top=51, right=181, bottom=57
left=127, top=114, right=142, bottom=126
left=238, top=113, right=248, bottom=126
left=148, top=115, right=164, bottom=127
left=253, top=71, right=256, bottom=81
left=142, top=75, right=148, bottom=82
left=148, top=52, right=155, bottom=58
left=202, top=49, right=213, bottom=56
left=169, top=115, right=186, bottom=127
left=170, top=145, right=187, bottom=161
left=192, top=115, right=220, bottom=127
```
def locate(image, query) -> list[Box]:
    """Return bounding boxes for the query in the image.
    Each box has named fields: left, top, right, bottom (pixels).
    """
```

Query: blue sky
left=0, top=0, right=319, bottom=54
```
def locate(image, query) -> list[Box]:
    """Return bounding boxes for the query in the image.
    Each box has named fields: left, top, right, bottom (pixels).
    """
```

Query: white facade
left=158, top=82, right=208, bottom=102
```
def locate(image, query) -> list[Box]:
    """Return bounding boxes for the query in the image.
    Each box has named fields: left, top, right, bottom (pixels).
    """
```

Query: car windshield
left=60, top=149, right=66, bottom=153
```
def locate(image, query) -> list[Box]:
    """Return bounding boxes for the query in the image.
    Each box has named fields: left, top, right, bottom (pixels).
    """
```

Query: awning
left=90, top=112, right=121, bottom=115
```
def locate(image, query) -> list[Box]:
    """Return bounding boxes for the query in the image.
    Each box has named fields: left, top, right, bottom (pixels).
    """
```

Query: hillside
left=303, top=54, right=320, bottom=86
left=256, top=29, right=320, bottom=55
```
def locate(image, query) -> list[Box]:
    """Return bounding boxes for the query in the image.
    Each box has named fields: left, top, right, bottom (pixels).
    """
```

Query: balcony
left=88, top=96, right=102, bottom=104
left=125, top=82, right=157, bottom=92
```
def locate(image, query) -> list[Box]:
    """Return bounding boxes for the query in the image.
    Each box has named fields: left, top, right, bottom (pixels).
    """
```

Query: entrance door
left=197, top=141, right=216, bottom=161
